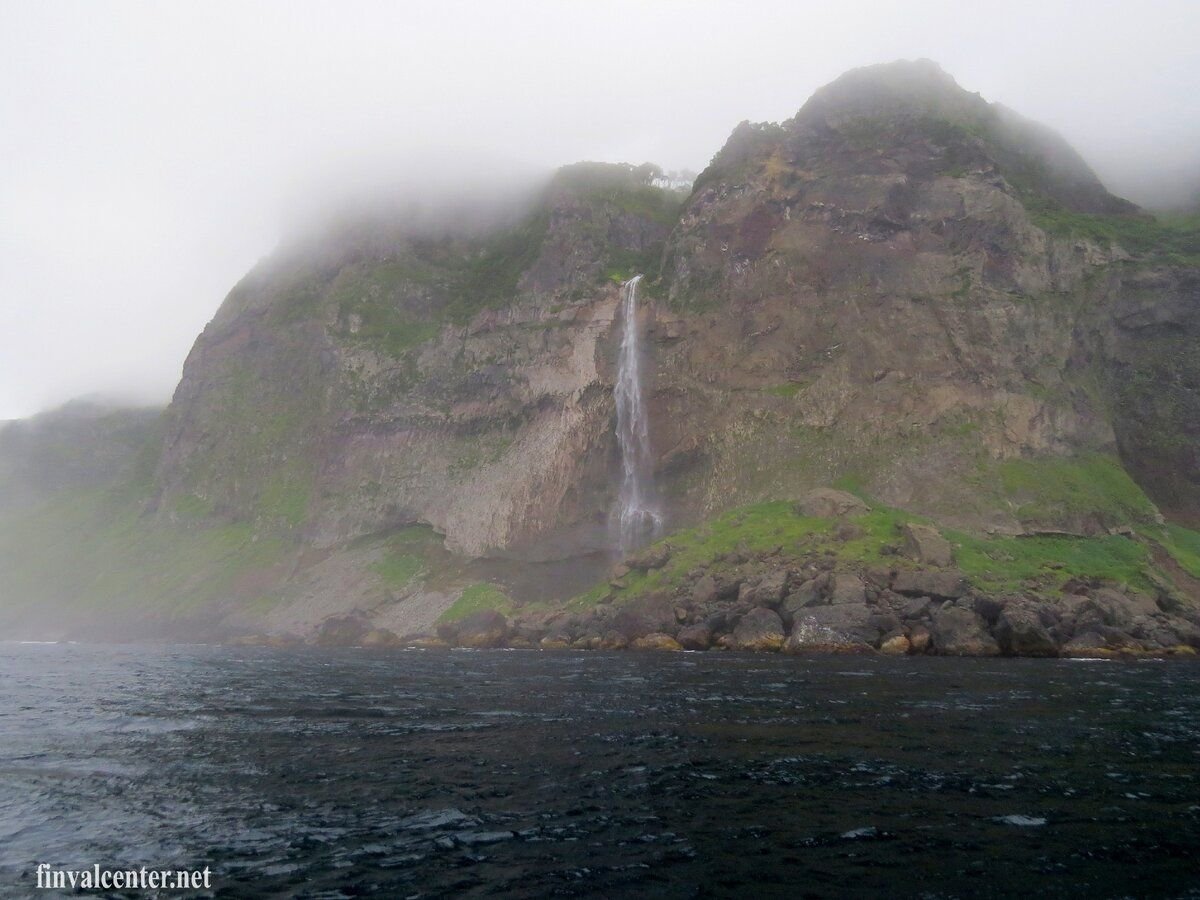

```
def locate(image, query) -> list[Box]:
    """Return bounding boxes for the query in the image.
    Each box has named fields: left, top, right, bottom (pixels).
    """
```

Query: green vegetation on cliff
left=438, top=583, right=514, bottom=623
left=572, top=481, right=1198, bottom=612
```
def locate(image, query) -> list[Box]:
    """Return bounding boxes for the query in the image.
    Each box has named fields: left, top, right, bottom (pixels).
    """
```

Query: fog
left=2, top=0, right=1198, bottom=420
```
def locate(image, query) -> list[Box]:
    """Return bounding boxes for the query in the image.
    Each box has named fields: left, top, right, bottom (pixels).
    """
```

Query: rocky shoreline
left=244, top=512, right=1200, bottom=660
left=423, top=562, right=1200, bottom=660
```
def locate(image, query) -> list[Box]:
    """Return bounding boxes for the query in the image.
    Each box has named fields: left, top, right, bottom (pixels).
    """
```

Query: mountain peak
left=801, top=58, right=979, bottom=120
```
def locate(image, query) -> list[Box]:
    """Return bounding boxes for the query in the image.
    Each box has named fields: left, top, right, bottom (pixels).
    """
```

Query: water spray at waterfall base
left=614, top=275, right=662, bottom=553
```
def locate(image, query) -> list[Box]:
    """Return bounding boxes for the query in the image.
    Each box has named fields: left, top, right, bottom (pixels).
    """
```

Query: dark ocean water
left=1, top=645, right=1198, bottom=899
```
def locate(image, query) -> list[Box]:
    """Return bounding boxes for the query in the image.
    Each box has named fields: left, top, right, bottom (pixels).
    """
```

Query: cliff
left=2, top=61, right=1198, bottom=648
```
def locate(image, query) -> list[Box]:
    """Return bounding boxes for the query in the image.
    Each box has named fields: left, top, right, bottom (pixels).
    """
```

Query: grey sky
left=2, top=0, right=1198, bottom=420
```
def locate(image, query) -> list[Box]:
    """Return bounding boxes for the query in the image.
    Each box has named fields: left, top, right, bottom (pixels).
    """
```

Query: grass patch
left=438, top=582, right=513, bottom=623
left=1163, top=524, right=1200, bottom=579
left=996, top=454, right=1159, bottom=529
left=1022, top=198, right=1200, bottom=266
left=258, top=470, right=311, bottom=527
left=950, top=530, right=1152, bottom=595
left=764, top=382, right=803, bottom=399
left=372, top=552, right=424, bottom=588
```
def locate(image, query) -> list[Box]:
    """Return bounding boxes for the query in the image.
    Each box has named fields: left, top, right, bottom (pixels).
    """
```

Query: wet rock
left=994, top=604, right=1057, bottom=657
left=611, top=596, right=677, bottom=641
left=908, top=624, right=932, bottom=654
left=315, top=612, right=372, bottom=647
left=406, top=634, right=451, bottom=649
left=538, top=636, right=572, bottom=650
left=631, top=632, right=684, bottom=651
left=784, top=610, right=874, bottom=654
left=930, top=606, right=1000, bottom=656
left=892, top=570, right=967, bottom=600
left=739, top=569, right=789, bottom=608
left=729, top=608, right=786, bottom=651
left=787, top=603, right=879, bottom=649
left=794, top=488, right=870, bottom=518
left=451, top=609, right=510, bottom=649
left=830, top=573, right=867, bottom=605
left=1061, top=632, right=1122, bottom=659
left=1129, top=614, right=1180, bottom=649
left=879, top=633, right=911, bottom=655
left=597, top=631, right=629, bottom=651
left=901, top=522, right=954, bottom=567
left=360, top=628, right=402, bottom=648
left=232, top=632, right=302, bottom=648
left=677, top=623, right=713, bottom=650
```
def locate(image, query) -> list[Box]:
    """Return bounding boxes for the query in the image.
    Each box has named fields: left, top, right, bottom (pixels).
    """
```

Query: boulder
left=739, top=569, right=790, bottom=608
left=597, top=631, right=629, bottom=651
left=908, top=624, right=932, bottom=654
left=786, top=603, right=879, bottom=651
left=781, top=578, right=824, bottom=617
left=879, top=633, right=911, bottom=655
left=892, top=570, right=967, bottom=600
left=315, top=612, right=373, bottom=647
left=677, top=623, right=713, bottom=650
left=890, top=595, right=932, bottom=621
left=901, top=522, right=954, bottom=567
left=692, top=574, right=720, bottom=605
left=993, top=604, right=1057, bottom=657
left=631, top=632, right=684, bottom=651
left=539, top=636, right=572, bottom=650
left=930, top=606, right=1000, bottom=656
left=610, top=596, right=676, bottom=641
left=794, top=488, right=870, bottom=519
left=360, top=628, right=402, bottom=648
left=830, top=573, right=868, bottom=605
left=728, top=608, right=786, bottom=651
left=452, top=609, right=510, bottom=649
left=1089, top=588, right=1157, bottom=630
left=785, top=616, right=873, bottom=653
left=626, top=543, right=672, bottom=571
left=868, top=611, right=903, bottom=636
left=1129, top=614, right=1178, bottom=649
left=1061, top=632, right=1122, bottom=659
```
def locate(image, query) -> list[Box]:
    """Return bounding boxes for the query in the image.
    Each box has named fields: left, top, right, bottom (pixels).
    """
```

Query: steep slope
left=155, top=162, right=679, bottom=559
left=649, top=59, right=1196, bottom=534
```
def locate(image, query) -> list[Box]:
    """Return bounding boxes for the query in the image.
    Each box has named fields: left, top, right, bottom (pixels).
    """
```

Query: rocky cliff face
left=647, top=59, right=1183, bottom=535
left=155, top=163, right=678, bottom=561
left=3, top=61, right=1198, bottom=643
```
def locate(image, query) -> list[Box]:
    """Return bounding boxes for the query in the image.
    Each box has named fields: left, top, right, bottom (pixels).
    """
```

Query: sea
left=1, top=643, right=1198, bottom=898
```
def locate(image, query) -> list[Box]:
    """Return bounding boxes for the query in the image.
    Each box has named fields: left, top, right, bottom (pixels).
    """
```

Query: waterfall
left=614, top=274, right=662, bottom=553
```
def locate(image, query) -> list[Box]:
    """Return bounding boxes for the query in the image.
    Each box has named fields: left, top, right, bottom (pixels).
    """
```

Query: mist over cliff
left=2, top=61, right=1198, bottom=656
